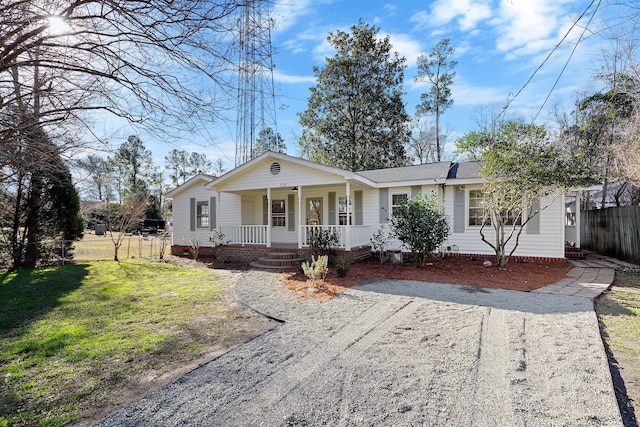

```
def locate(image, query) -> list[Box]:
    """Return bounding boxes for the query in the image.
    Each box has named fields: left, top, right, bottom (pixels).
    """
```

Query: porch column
left=575, top=190, right=581, bottom=248
left=297, top=186, right=303, bottom=249
left=345, top=181, right=351, bottom=251
left=267, top=187, right=272, bottom=248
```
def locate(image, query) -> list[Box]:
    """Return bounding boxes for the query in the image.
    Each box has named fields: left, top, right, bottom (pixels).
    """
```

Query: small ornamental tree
left=456, top=120, right=594, bottom=267
left=390, top=191, right=449, bottom=267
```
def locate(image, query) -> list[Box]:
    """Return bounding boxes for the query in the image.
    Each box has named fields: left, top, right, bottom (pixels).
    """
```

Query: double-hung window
left=468, top=190, right=488, bottom=226
left=196, top=201, right=209, bottom=228
left=338, top=196, right=352, bottom=225
left=391, top=193, right=408, bottom=216
left=272, top=199, right=286, bottom=227
left=468, top=190, right=522, bottom=226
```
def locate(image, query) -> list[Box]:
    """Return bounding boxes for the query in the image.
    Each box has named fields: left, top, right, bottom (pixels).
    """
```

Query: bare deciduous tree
left=105, top=195, right=148, bottom=262
left=406, top=116, right=453, bottom=164
left=1, top=0, right=243, bottom=151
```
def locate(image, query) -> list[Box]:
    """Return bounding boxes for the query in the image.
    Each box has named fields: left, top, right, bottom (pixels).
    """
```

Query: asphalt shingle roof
left=356, top=162, right=453, bottom=183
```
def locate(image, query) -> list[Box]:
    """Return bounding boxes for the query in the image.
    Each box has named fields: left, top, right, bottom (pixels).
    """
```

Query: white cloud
left=387, top=33, right=423, bottom=67
left=272, top=0, right=314, bottom=32
left=492, top=0, right=577, bottom=58
left=272, top=0, right=334, bottom=33
left=412, top=0, right=491, bottom=31
left=447, top=77, right=507, bottom=107
left=273, top=69, right=316, bottom=84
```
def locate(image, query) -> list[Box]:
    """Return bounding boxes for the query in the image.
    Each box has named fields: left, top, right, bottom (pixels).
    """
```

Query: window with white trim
left=468, top=189, right=522, bottom=226
left=391, top=193, right=408, bottom=216
left=196, top=201, right=209, bottom=228
left=272, top=199, right=286, bottom=227
left=339, top=196, right=352, bottom=225
left=468, top=190, right=488, bottom=226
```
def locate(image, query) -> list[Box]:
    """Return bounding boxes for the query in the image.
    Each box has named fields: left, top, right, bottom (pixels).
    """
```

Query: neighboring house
left=166, top=151, right=571, bottom=263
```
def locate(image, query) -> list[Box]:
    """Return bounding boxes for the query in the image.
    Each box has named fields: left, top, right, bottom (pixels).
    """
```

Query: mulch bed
left=280, top=256, right=572, bottom=301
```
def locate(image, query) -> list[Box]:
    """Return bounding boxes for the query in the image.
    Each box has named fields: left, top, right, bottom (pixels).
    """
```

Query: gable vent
left=270, top=162, right=281, bottom=175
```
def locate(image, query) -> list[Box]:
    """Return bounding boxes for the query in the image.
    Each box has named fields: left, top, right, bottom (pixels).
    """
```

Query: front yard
left=0, top=259, right=275, bottom=426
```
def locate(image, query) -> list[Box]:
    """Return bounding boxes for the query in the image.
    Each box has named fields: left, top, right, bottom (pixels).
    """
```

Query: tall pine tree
left=415, top=38, right=457, bottom=162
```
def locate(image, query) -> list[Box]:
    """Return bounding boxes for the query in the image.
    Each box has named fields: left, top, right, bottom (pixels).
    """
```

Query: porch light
left=291, top=186, right=298, bottom=191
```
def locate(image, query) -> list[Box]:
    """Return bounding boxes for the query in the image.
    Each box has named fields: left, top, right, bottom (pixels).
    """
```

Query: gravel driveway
left=94, top=270, right=622, bottom=426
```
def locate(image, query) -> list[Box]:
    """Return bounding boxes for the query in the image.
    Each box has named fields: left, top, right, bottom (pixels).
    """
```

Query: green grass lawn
left=596, top=271, right=640, bottom=425
left=0, top=259, right=243, bottom=426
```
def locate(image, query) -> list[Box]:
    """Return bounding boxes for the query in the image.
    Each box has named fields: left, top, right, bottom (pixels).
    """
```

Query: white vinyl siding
left=443, top=186, right=564, bottom=258
left=215, top=158, right=347, bottom=192
left=171, top=185, right=218, bottom=247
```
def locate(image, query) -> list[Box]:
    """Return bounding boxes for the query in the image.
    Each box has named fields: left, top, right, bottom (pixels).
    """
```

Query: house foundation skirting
left=171, top=244, right=372, bottom=264
left=171, top=245, right=566, bottom=265
left=444, top=252, right=568, bottom=265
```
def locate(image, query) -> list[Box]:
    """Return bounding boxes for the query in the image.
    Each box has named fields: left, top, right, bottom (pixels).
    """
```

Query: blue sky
left=105, top=0, right=626, bottom=173
left=266, top=0, right=610, bottom=158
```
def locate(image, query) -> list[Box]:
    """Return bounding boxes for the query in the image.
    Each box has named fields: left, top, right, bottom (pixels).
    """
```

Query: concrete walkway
left=533, top=252, right=640, bottom=299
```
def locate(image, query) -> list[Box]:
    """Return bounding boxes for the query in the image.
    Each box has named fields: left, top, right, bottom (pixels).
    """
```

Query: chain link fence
left=1, top=233, right=172, bottom=267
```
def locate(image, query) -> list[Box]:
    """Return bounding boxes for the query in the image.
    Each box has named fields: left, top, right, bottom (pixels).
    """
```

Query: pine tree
left=415, top=38, right=457, bottom=162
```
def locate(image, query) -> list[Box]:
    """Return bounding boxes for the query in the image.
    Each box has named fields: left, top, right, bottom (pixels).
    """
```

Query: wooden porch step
left=250, top=251, right=303, bottom=270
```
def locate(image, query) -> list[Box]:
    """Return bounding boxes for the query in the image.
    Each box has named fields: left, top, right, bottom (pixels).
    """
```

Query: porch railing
left=302, top=225, right=371, bottom=249
left=350, top=225, right=372, bottom=247
left=220, top=225, right=267, bottom=245
left=220, top=224, right=372, bottom=249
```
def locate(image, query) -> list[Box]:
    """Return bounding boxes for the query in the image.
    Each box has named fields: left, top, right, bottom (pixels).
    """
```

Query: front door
left=306, top=198, right=322, bottom=225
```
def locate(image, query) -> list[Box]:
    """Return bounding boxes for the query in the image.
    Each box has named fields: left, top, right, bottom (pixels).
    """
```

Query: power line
left=497, top=0, right=601, bottom=123
left=533, top=0, right=603, bottom=122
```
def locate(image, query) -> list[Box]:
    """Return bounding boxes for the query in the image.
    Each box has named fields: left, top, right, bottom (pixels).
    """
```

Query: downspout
left=298, top=186, right=303, bottom=249
left=346, top=181, right=351, bottom=251
left=267, top=187, right=272, bottom=248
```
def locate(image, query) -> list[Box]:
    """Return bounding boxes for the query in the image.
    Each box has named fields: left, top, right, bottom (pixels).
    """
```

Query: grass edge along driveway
left=0, top=259, right=271, bottom=427
left=596, top=271, right=640, bottom=427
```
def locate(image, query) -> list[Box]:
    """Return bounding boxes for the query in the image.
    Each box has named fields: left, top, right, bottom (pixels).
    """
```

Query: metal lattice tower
left=234, top=1, right=278, bottom=167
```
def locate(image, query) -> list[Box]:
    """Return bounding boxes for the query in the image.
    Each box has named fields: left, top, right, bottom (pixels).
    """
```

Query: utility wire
left=497, top=0, right=600, bottom=123
left=533, top=0, right=603, bottom=122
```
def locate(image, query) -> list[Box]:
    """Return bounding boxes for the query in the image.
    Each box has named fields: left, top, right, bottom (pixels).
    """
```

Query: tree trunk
left=10, top=177, right=25, bottom=270
left=23, top=175, right=42, bottom=268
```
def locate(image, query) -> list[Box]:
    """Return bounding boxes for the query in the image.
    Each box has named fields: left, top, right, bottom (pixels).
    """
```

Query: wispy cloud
left=273, top=69, right=316, bottom=85
left=409, top=76, right=507, bottom=107
left=492, top=0, right=585, bottom=59
left=272, top=0, right=334, bottom=32
left=411, top=0, right=492, bottom=31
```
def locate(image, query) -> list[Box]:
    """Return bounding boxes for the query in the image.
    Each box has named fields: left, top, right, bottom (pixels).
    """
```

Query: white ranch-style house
left=166, top=151, right=579, bottom=264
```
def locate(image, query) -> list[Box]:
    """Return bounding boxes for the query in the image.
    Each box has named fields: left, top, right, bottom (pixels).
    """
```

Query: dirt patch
left=280, top=256, right=572, bottom=301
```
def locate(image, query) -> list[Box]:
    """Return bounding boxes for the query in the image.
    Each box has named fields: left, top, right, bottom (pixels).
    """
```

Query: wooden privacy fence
left=581, top=207, right=640, bottom=265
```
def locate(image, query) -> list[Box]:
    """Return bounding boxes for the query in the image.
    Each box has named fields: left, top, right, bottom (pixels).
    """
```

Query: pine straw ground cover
left=280, top=255, right=572, bottom=302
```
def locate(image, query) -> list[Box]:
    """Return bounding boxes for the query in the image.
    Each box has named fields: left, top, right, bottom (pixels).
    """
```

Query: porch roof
left=205, top=151, right=377, bottom=191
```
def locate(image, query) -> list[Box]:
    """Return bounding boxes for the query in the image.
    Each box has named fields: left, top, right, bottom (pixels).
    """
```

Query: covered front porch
left=217, top=181, right=372, bottom=251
